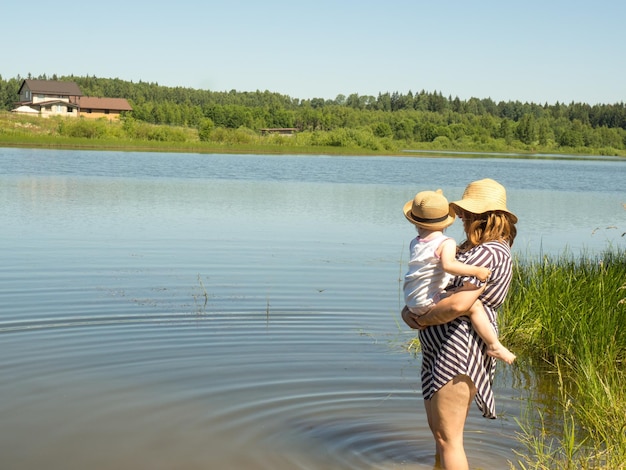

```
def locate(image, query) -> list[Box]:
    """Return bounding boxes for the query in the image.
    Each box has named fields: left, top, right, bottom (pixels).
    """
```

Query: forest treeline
left=1, top=73, right=625, bottom=155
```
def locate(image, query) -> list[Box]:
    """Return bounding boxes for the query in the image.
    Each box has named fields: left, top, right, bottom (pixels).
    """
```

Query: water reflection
left=0, top=148, right=624, bottom=469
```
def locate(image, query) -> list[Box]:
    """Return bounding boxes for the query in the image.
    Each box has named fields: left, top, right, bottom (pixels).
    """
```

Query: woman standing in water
left=402, top=178, right=518, bottom=470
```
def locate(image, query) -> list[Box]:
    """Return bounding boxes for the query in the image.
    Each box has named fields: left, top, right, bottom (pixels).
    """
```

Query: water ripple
left=0, top=306, right=522, bottom=469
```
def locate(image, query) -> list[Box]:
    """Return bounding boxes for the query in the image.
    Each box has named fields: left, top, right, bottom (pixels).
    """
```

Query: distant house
left=78, top=97, right=133, bottom=120
left=15, top=79, right=82, bottom=117
left=13, top=79, right=132, bottom=120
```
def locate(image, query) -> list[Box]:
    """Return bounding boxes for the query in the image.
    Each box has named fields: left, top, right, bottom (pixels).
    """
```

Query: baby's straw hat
left=403, top=189, right=455, bottom=230
left=450, top=178, right=518, bottom=223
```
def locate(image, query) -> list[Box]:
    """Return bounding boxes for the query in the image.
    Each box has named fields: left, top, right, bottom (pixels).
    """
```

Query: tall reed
left=501, top=248, right=626, bottom=468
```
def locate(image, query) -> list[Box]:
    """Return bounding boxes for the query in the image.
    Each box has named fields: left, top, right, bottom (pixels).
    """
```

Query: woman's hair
left=456, top=209, right=517, bottom=251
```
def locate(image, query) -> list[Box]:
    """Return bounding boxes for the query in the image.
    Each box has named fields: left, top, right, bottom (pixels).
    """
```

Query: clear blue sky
left=3, top=0, right=625, bottom=105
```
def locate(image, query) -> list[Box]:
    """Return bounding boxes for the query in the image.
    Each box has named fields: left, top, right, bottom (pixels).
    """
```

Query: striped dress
left=418, top=240, right=513, bottom=419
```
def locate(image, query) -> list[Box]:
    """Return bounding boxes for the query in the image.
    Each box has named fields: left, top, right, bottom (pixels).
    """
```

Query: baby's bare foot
left=487, top=343, right=516, bottom=364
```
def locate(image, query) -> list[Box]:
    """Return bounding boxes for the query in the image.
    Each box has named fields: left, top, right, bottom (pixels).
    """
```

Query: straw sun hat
left=403, top=189, right=455, bottom=230
left=450, top=178, right=518, bottom=223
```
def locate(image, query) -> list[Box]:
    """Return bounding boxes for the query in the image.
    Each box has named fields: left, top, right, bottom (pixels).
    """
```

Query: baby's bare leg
left=468, top=300, right=516, bottom=364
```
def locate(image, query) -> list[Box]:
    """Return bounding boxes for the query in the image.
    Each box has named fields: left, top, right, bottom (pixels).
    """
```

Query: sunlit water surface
left=1, top=148, right=624, bottom=469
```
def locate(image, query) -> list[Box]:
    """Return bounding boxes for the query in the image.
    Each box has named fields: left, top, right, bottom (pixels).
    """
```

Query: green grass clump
left=501, top=249, right=626, bottom=469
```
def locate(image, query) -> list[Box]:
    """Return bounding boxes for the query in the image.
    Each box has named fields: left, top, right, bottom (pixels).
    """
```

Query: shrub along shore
left=501, top=250, right=626, bottom=469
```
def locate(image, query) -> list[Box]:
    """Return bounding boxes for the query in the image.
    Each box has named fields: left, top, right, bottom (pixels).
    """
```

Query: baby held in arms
left=402, top=189, right=516, bottom=364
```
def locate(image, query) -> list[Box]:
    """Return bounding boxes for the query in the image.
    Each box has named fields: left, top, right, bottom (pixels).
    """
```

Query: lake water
left=1, top=148, right=624, bottom=469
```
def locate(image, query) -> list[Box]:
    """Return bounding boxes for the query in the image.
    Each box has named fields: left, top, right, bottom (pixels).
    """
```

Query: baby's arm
left=439, top=239, right=491, bottom=282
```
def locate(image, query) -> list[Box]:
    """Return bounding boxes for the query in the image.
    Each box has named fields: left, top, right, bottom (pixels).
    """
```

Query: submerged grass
left=501, top=248, right=626, bottom=469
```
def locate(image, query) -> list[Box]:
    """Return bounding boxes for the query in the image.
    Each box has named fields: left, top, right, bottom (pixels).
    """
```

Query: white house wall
left=32, top=94, right=70, bottom=104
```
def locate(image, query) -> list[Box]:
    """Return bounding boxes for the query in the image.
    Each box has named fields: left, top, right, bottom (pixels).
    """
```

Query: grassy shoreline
left=502, top=250, right=626, bottom=469
left=2, top=111, right=625, bottom=159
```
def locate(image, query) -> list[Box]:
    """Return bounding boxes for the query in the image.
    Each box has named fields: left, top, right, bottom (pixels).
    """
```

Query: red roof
left=79, top=96, right=133, bottom=111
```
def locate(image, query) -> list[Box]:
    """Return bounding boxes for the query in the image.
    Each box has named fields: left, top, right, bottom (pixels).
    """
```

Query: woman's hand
left=401, top=305, right=426, bottom=330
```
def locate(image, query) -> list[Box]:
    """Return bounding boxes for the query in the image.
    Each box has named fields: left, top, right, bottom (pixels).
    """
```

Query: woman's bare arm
left=415, top=283, right=485, bottom=327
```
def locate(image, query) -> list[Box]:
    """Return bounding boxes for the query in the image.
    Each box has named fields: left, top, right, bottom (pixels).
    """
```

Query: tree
left=415, top=121, right=438, bottom=142
left=346, top=93, right=363, bottom=109
left=376, top=92, right=391, bottom=112
left=537, top=117, right=554, bottom=146
left=516, top=114, right=537, bottom=144
left=197, top=118, right=214, bottom=141
left=498, top=118, right=514, bottom=145
left=373, top=122, right=392, bottom=138
left=427, top=92, right=447, bottom=112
